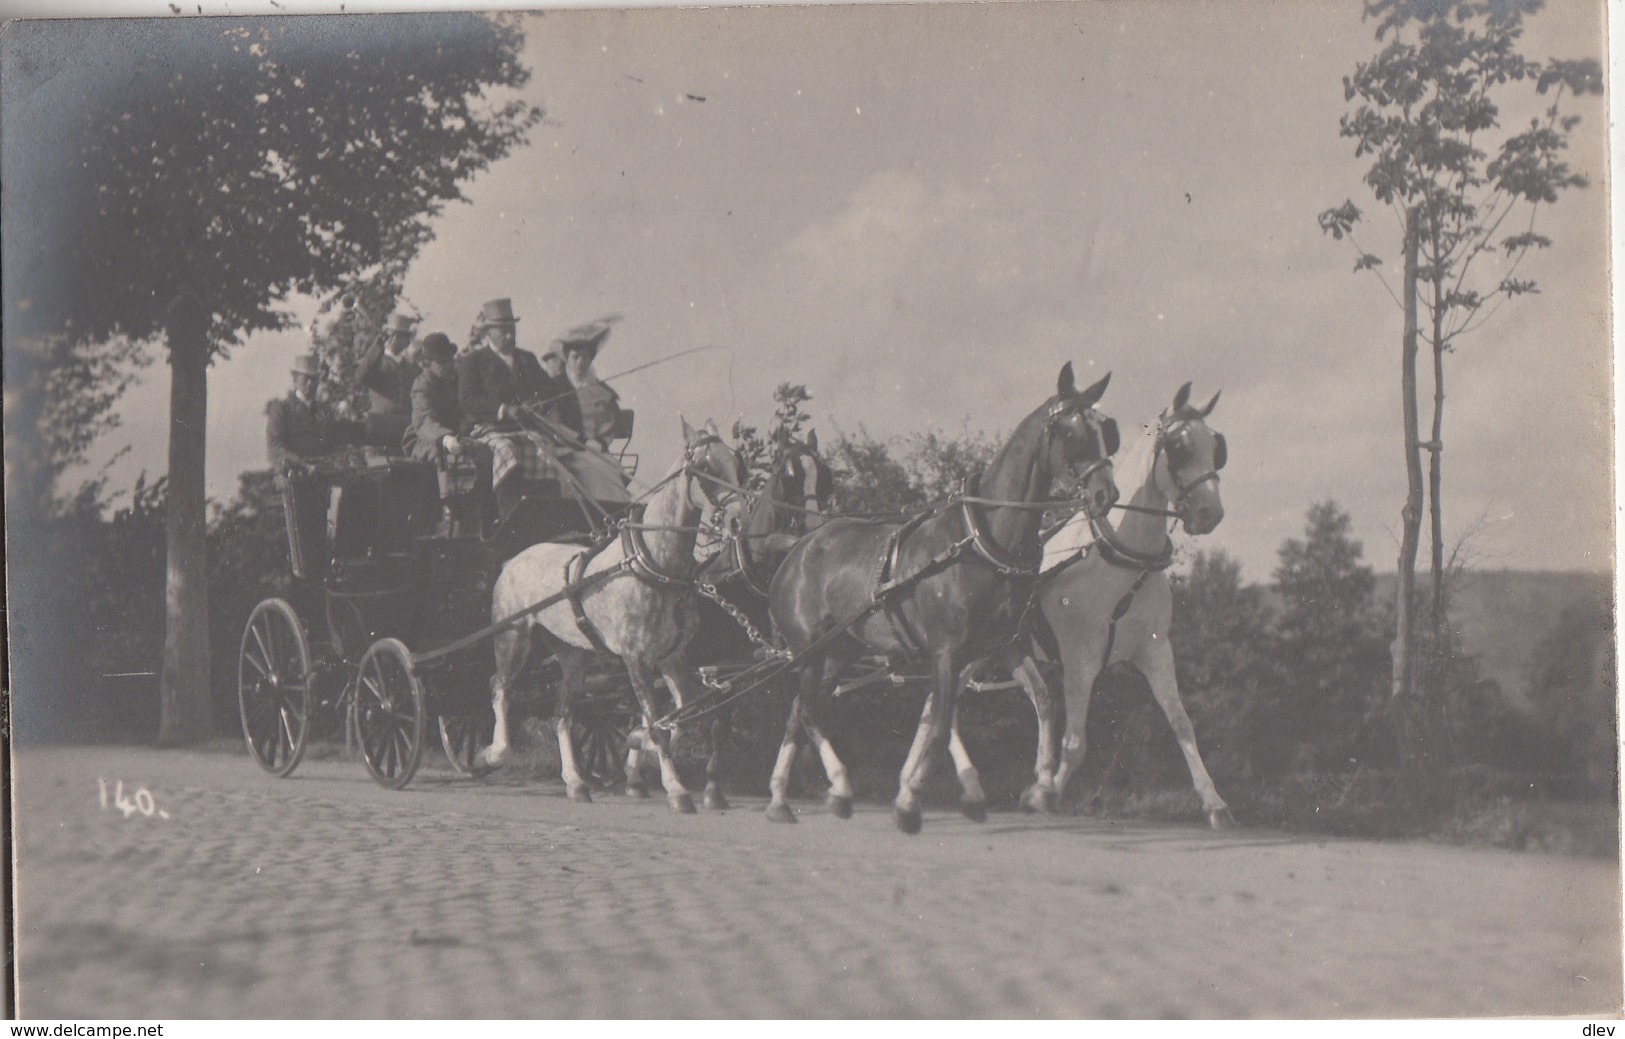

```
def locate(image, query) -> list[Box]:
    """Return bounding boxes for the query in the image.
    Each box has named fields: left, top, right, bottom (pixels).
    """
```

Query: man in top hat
left=266, top=351, right=363, bottom=471
left=266, top=350, right=366, bottom=576
left=558, top=319, right=623, bottom=450
left=457, top=298, right=550, bottom=431
left=354, top=312, right=421, bottom=451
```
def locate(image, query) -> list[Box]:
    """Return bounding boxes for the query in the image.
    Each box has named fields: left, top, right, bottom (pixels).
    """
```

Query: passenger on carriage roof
left=537, top=340, right=585, bottom=440
left=408, top=332, right=494, bottom=527
left=265, top=351, right=365, bottom=471
left=559, top=320, right=623, bottom=450
left=406, top=334, right=490, bottom=465
left=456, top=298, right=551, bottom=432
left=353, top=312, right=420, bottom=452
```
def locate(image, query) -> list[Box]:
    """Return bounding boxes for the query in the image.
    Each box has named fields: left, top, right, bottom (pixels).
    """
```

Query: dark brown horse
left=765, top=364, right=1119, bottom=833
left=677, top=430, right=835, bottom=809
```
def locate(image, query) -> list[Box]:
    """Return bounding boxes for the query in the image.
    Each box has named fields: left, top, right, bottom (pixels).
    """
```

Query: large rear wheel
left=352, top=638, right=427, bottom=790
left=238, top=599, right=314, bottom=777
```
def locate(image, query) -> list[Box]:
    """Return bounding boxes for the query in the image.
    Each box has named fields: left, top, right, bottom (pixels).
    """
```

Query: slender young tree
left=6, top=15, right=541, bottom=742
left=1317, top=0, right=1600, bottom=785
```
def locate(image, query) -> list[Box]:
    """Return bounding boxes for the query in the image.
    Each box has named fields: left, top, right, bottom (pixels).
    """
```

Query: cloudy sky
left=46, top=0, right=1613, bottom=582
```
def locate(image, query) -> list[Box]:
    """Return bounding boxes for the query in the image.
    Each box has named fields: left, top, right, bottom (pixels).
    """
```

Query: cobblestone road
left=12, top=745, right=1621, bottom=1019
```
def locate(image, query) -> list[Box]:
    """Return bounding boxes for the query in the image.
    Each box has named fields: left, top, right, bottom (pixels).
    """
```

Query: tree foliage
left=11, top=15, right=540, bottom=353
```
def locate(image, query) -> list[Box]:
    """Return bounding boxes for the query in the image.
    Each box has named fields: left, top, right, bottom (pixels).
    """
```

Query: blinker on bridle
left=1046, top=396, right=1118, bottom=497
left=1156, top=419, right=1226, bottom=508
left=683, top=432, right=741, bottom=512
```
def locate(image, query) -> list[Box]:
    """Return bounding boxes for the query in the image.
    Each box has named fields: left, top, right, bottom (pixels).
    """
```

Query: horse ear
left=705, top=418, right=721, bottom=437
left=1200, top=390, right=1221, bottom=417
left=1172, top=382, right=1193, bottom=413
left=1057, top=362, right=1076, bottom=397
left=681, top=416, right=697, bottom=443
left=1077, top=371, right=1110, bottom=408
left=805, top=429, right=819, bottom=452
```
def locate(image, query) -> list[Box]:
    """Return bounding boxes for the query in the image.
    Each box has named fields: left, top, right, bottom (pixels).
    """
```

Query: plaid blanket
left=475, top=426, right=632, bottom=503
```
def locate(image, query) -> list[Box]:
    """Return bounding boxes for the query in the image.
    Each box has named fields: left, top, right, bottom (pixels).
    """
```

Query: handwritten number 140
left=98, top=779, right=169, bottom=819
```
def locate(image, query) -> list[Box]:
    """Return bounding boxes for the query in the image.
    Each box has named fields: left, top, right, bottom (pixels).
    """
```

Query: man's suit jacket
left=266, top=393, right=360, bottom=470
left=404, top=366, right=462, bottom=463
left=457, top=346, right=548, bottom=428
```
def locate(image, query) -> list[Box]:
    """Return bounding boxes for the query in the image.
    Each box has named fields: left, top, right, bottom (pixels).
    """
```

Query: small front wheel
left=352, top=638, right=426, bottom=790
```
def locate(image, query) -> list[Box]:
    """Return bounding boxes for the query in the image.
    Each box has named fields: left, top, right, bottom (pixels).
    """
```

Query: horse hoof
left=626, top=784, right=650, bottom=800
left=894, top=807, right=923, bottom=835
left=766, top=803, right=798, bottom=824
left=704, top=791, right=730, bottom=811
left=567, top=785, right=593, bottom=804
left=960, top=799, right=988, bottom=823
left=469, top=758, right=501, bottom=780
left=1021, top=788, right=1059, bottom=815
left=670, top=793, right=697, bottom=815
left=1209, top=807, right=1236, bottom=830
left=827, top=794, right=854, bottom=820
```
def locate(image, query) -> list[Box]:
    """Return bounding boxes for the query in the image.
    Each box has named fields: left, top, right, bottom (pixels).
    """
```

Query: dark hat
left=420, top=332, right=456, bottom=359
left=291, top=352, right=322, bottom=377
left=475, top=298, right=519, bottom=328
left=385, top=313, right=419, bottom=335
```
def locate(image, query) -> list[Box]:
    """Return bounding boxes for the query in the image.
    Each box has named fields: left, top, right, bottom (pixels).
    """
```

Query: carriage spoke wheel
left=352, top=638, right=427, bottom=790
left=437, top=713, right=493, bottom=777
left=238, top=599, right=314, bottom=778
left=570, top=695, right=638, bottom=790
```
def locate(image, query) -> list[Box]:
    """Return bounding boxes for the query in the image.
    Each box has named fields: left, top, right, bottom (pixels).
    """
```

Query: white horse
left=948, top=382, right=1235, bottom=827
left=473, top=419, right=745, bottom=813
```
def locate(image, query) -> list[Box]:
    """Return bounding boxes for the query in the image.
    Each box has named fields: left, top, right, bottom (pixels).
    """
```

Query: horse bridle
left=682, top=432, right=744, bottom=514
left=1154, top=417, right=1226, bottom=516
left=1045, top=396, right=1119, bottom=516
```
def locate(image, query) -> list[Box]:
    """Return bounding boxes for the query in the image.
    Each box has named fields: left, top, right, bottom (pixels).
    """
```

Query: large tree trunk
left=157, top=327, right=213, bottom=744
left=1427, top=256, right=1447, bottom=652
left=1393, top=207, right=1428, bottom=793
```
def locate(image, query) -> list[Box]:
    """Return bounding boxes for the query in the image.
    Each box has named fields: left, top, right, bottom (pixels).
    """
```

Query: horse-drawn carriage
left=242, top=364, right=1236, bottom=835
left=237, top=433, right=642, bottom=791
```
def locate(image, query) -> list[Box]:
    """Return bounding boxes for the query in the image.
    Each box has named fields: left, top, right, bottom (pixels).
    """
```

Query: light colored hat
left=556, top=319, right=614, bottom=358
left=291, top=352, right=322, bottom=377
left=385, top=313, right=419, bottom=335
left=475, top=298, right=520, bottom=328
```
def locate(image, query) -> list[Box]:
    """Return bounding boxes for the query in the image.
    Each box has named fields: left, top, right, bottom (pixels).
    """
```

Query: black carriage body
left=241, top=449, right=642, bottom=787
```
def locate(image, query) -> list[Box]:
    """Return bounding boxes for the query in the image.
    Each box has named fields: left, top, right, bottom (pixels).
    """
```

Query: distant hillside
left=1372, top=569, right=1613, bottom=711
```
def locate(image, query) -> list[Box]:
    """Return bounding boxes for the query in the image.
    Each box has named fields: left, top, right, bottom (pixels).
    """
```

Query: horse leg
left=765, top=685, right=807, bottom=823
left=1013, top=654, right=1062, bottom=814
left=704, top=706, right=733, bottom=811
left=893, top=647, right=960, bottom=834
left=1134, top=638, right=1234, bottom=829
left=803, top=655, right=857, bottom=818
left=553, top=647, right=595, bottom=803
left=658, top=659, right=729, bottom=811
left=473, top=625, right=529, bottom=776
left=1050, top=645, right=1105, bottom=809
left=946, top=660, right=989, bottom=822
left=627, top=661, right=695, bottom=814
left=624, top=726, right=651, bottom=798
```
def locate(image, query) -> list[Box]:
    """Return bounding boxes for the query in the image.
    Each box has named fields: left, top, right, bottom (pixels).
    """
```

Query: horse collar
left=961, top=500, right=1040, bottom=577
left=1090, top=515, right=1175, bottom=572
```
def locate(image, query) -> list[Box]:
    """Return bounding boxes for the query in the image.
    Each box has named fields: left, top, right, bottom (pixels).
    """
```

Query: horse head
left=1155, top=382, right=1226, bottom=535
left=765, top=427, right=833, bottom=536
left=680, top=417, right=748, bottom=518
left=1041, top=363, right=1120, bottom=519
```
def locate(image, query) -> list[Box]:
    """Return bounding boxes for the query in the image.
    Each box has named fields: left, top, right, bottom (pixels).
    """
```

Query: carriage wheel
left=238, top=598, right=314, bottom=777
left=352, top=638, right=427, bottom=790
left=570, top=688, right=639, bottom=789
left=437, top=713, right=493, bottom=776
